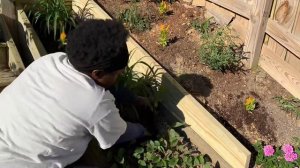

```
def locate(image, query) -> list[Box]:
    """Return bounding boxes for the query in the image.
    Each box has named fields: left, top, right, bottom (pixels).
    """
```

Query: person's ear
left=91, top=70, right=105, bottom=80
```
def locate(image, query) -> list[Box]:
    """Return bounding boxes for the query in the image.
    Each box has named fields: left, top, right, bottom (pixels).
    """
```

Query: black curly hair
left=66, top=19, right=129, bottom=73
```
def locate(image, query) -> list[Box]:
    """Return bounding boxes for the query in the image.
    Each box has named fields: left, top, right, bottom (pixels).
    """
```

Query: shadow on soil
left=177, top=73, right=213, bottom=97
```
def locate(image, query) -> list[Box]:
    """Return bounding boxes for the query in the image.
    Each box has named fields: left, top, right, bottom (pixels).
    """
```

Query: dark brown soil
left=96, top=0, right=300, bottom=146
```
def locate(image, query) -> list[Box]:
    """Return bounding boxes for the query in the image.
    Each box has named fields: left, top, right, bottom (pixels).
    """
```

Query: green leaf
left=138, top=160, right=147, bottom=166
left=168, top=158, right=178, bottom=167
left=173, top=122, right=187, bottom=128
left=193, top=156, right=200, bottom=166
left=134, top=147, right=144, bottom=154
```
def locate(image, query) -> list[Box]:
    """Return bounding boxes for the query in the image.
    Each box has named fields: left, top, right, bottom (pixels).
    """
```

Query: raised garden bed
left=96, top=0, right=300, bottom=147
left=0, top=14, right=24, bottom=91
left=16, top=0, right=252, bottom=167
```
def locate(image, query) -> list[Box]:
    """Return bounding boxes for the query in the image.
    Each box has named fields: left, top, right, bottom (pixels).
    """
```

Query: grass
left=274, top=96, right=300, bottom=119
left=119, top=6, right=150, bottom=32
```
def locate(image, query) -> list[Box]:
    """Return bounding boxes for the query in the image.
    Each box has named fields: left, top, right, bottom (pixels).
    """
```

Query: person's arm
left=88, top=98, right=146, bottom=149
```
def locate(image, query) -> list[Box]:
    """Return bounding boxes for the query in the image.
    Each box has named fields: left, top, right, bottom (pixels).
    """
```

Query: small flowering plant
left=254, top=141, right=300, bottom=167
left=245, top=96, right=256, bottom=111
left=158, top=24, right=169, bottom=48
left=159, top=1, right=168, bottom=15
left=59, top=31, right=67, bottom=46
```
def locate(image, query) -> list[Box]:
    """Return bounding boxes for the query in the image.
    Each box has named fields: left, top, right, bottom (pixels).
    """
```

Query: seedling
left=119, top=6, right=150, bottom=32
left=274, top=96, right=300, bottom=118
left=158, top=24, right=169, bottom=47
left=245, top=96, right=256, bottom=112
left=73, top=0, right=94, bottom=23
left=158, top=1, right=168, bottom=15
left=191, top=17, right=214, bottom=39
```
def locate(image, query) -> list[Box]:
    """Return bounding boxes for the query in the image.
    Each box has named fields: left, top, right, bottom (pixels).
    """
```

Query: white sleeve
left=88, top=104, right=127, bottom=149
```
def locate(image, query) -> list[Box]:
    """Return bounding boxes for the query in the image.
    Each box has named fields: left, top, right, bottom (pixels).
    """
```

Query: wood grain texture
left=268, top=37, right=287, bottom=60
left=0, top=15, right=24, bottom=75
left=72, top=1, right=251, bottom=167
left=205, top=1, right=235, bottom=26
left=207, top=0, right=251, bottom=18
left=285, top=51, right=300, bottom=74
left=0, top=0, right=19, bottom=46
left=259, top=46, right=300, bottom=99
left=292, top=2, right=300, bottom=41
left=192, top=0, right=206, bottom=6
left=266, top=19, right=300, bottom=59
left=16, top=6, right=47, bottom=60
left=230, top=14, right=248, bottom=42
left=245, top=0, right=273, bottom=68
left=274, top=0, right=299, bottom=33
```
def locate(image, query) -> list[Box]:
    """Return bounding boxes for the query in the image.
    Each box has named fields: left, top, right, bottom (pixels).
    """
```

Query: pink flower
left=284, top=152, right=298, bottom=162
left=263, top=145, right=275, bottom=156
left=282, top=144, right=294, bottom=154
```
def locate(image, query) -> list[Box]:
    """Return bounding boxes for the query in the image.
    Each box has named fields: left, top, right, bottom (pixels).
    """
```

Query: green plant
left=133, top=128, right=212, bottom=168
left=191, top=17, right=213, bottom=39
left=73, top=0, right=94, bottom=23
left=158, top=24, right=169, bottom=47
left=199, top=27, right=244, bottom=71
left=116, top=54, right=163, bottom=124
left=119, top=6, right=150, bottom=32
left=245, top=96, right=257, bottom=111
left=274, top=96, right=300, bottom=118
left=254, top=141, right=300, bottom=168
left=27, top=0, right=76, bottom=40
left=158, top=1, right=168, bottom=15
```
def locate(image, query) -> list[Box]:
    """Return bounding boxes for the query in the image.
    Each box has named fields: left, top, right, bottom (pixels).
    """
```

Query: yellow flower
left=245, top=96, right=255, bottom=106
left=160, top=24, right=169, bottom=31
left=60, top=31, right=67, bottom=44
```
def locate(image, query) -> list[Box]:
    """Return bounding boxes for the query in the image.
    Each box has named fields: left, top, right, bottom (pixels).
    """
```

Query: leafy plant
left=191, top=17, right=213, bottom=39
left=158, top=1, right=168, bottom=15
left=133, top=128, right=212, bottom=168
left=245, top=96, right=257, bottom=112
left=73, top=0, right=94, bottom=23
left=115, top=54, right=163, bottom=127
left=199, top=27, right=244, bottom=71
left=158, top=24, right=169, bottom=48
left=27, top=0, right=76, bottom=40
left=274, top=96, right=300, bottom=118
left=119, top=6, right=150, bottom=32
left=254, top=141, right=300, bottom=167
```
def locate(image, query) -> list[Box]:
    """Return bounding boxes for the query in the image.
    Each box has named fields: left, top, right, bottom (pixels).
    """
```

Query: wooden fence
left=192, top=0, right=300, bottom=99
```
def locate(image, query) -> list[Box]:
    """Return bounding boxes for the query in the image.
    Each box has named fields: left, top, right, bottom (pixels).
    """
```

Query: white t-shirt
left=0, top=52, right=127, bottom=168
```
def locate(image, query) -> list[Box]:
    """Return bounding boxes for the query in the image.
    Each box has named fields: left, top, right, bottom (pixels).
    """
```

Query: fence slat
left=207, top=0, right=250, bottom=18
left=266, top=19, right=300, bottom=59
left=245, top=0, right=273, bottom=68
left=259, top=46, right=300, bottom=99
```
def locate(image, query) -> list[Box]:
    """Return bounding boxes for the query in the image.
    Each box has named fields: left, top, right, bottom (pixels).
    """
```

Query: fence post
left=245, top=0, right=273, bottom=68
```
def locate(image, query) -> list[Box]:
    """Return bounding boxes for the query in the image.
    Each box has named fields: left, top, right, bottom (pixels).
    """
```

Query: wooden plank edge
left=0, top=14, right=24, bottom=75
left=207, top=0, right=250, bottom=19
left=259, top=45, right=300, bottom=99
left=16, top=5, right=47, bottom=60
left=266, top=19, right=300, bottom=59
left=78, top=1, right=251, bottom=167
